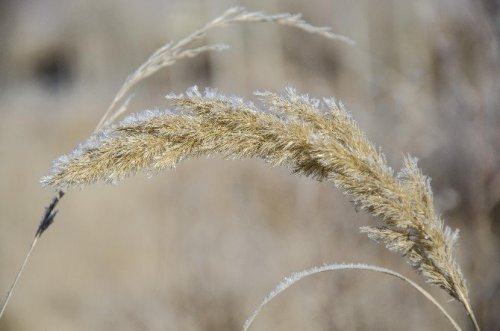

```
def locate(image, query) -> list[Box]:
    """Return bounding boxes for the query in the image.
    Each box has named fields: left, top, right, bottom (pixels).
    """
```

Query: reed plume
left=34, top=6, right=480, bottom=329
left=42, top=87, right=477, bottom=328
left=0, top=7, right=355, bottom=322
left=96, top=6, right=353, bottom=131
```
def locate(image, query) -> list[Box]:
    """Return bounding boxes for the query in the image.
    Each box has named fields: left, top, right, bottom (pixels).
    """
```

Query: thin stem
left=0, top=237, right=39, bottom=320
left=244, top=263, right=462, bottom=331
left=0, top=191, right=63, bottom=321
left=457, top=288, right=480, bottom=331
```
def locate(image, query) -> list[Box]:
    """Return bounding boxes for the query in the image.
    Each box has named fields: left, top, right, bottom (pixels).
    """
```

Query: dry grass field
left=0, top=0, right=498, bottom=330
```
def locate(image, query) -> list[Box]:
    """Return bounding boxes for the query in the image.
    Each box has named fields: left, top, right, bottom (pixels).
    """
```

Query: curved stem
left=244, top=263, right=462, bottom=331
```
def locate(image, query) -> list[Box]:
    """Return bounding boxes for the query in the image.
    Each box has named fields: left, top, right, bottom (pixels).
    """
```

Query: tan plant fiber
left=0, top=7, right=356, bottom=323
left=96, top=6, right=353, bottom=131
left=42, top=87, right=477, bottom=327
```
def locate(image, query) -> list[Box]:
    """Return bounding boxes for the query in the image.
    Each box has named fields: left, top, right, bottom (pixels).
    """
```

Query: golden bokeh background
left=0, top=0, right=498, bottom=330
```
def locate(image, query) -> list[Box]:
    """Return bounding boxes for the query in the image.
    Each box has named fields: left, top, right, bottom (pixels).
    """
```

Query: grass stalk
left=42, top=87, right=479, bottom=329
left=243, top=263, right=463, bottom=331
left=0, top=6, right=480, bottom=330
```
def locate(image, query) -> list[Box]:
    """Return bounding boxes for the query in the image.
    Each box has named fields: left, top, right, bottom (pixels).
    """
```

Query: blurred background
left=0, top=0, right=498, bottom=330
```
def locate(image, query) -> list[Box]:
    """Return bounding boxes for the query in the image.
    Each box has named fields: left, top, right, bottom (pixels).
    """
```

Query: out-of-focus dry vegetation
left=0, top=0, right=498, bottom=330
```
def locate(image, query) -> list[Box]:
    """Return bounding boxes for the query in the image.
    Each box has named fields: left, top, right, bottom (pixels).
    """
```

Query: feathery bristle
left=42, top=87, right=470, bottom=306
